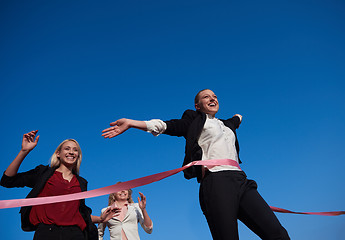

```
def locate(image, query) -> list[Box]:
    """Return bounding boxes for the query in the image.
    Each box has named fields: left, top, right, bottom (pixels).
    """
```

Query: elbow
left=143, top=222, right=153, bottom=234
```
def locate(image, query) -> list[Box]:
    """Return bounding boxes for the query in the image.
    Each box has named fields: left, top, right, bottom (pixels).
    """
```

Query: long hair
left=108, top=182, right=134, bottom=206
left=50, top=139, right=82, bottom=175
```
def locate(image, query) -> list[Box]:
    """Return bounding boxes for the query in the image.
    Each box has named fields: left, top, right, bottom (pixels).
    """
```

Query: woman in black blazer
left=102, top=89, right=290, bottom=240
left=1, top=130, right=118, bottom=240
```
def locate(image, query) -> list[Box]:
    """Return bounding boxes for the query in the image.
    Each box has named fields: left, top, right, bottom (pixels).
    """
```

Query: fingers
left=24, top=130, right=39, bottom=142
left=102, top=126, right=115, bottom=133
left=102, top=126, right=116, bottom=134
left=102, top=119, right=128, bottom=138
left=113, top=207, right=121, bottom=214
left=102, top=130, right=119, bottom=139
left=110, top=206, right=120, bottom=211
left=100, top=206, right=122, bottom=222
left=101, top=208, right=110, bottom=218
left=109, top=206, right=121, bottom=212
left=102, top=126, right=122, bottom=138
left=101, top=130, right=112, bottom=138
left=101, top=120, right=119, bottom=138
left=112, top=209, right=120, bottom=217
left=109, top=120, right=118, bottom=126
left=102, top=121, right=118, bottom=134
left=138, top=192, right=147, bottom=209
left=104, top=207, right=111, bottom=213
left=139, top=192, right=146, bottom=201
left=110, top=207, right=121, bottom=217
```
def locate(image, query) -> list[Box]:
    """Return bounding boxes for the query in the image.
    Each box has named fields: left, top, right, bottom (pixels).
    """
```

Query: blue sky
left=0, top=1, right=344, bottom=239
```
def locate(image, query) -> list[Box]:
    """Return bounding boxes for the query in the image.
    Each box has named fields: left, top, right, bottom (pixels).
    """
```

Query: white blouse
left=98, top=203, right=153, bottom=240
left=145, top=114, right=241, bottom=172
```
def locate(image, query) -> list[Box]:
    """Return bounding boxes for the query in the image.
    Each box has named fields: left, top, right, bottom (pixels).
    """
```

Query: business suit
left=164, top=109, right=241, bottom=181
left=163, top=109, right=290, bottom=240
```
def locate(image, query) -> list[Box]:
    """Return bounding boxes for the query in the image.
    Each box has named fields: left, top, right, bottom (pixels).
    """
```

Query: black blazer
left=0, top=165, right=98, bottom=240
left=164, top=109, right=241, bottom=182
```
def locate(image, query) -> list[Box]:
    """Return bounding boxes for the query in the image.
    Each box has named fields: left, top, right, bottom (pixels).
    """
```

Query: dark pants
left=199, top=170, right=290, bottom=240
left=33, top=223, right=85, bottom=240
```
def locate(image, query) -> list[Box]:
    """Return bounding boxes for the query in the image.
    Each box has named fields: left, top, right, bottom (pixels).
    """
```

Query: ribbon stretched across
left=270, top=207, right=345, bottom=216
left=0, top=159, right=234, bottom=209
left=0, top=159, right=344, bottom=216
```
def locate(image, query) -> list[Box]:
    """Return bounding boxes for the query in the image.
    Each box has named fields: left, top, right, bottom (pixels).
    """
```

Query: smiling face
left=195, top=89, right=219, bottom=116
left=108, top=187, right=133, bottom=205
left=114, top=190, right=129, bottom=202
left=56, top=141, right=80, bottom=168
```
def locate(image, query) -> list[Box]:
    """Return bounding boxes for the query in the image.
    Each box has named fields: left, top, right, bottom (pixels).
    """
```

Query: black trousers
left=33, top=223, right=85, bottom=240
left=199, top=170, right=290, bottom=240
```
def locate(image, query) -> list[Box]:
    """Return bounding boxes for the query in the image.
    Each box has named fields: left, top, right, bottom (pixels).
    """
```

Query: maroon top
left=29, top=171, right=87, bottom=230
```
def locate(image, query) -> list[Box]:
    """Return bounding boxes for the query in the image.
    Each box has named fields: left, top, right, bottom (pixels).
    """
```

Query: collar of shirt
left=206, top=113, right=216, bottom=120
left=113, top=201, right=129, bottom=221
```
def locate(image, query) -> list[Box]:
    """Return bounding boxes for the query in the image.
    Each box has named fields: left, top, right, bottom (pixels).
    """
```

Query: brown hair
left=194, top=89, right=210, bottom=104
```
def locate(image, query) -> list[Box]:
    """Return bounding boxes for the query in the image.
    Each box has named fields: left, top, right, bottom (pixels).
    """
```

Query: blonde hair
left=108, top=182, right=134, bottom=206
left=50, top=139, right=82, bottom=175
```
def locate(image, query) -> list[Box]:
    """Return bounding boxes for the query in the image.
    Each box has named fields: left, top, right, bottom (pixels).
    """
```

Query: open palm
left=22, top=130, right=39, bottom=152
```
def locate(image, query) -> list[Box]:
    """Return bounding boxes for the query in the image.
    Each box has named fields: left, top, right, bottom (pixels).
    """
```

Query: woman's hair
left=194, top=89, right=210, bottom=104
left=108, top=182, right=134, bottom=206
left=50, top=139, right=82, bottom=175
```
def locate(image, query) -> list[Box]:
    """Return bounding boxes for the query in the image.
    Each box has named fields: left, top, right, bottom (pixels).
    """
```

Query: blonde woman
left=98, top=187, right=153, bottom=240
left=0, top=130, right=119, bottom=240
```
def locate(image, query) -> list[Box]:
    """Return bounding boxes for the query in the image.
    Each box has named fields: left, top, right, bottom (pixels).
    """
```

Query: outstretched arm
left=5, top=130, right=40, bottom=177
left=102, top=118, right=147, bottom=139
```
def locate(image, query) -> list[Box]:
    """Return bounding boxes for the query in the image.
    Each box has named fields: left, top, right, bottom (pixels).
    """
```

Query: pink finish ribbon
left=269, top=207, right=345, bottom=216
left=0, top=159, right=344, bottom=216
left=0, top=159, right=236, bottom=209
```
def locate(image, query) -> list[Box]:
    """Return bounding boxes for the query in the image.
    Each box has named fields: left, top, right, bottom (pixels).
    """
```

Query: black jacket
left=0, top=165, right=98, bottom=240
left=164, top=109, right=241, bottom=182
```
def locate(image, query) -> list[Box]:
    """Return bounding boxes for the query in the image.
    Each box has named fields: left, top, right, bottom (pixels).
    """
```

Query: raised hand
left=100, top=206, right=121, bottom=223
left=138, top=192, right=147, bottom=210
left=102, top=118, right=132, bottom=138
left=137, top=192, right=153, bottom=228
left=5, top=130, right=40, bottom=177
left=22, top=130, right=40, bottom=152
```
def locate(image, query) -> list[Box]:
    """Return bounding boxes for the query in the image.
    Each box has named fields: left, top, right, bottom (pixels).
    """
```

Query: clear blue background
left=1, top=1, right=344, bottom=239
